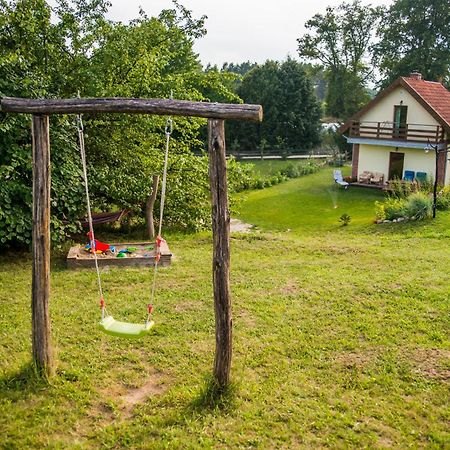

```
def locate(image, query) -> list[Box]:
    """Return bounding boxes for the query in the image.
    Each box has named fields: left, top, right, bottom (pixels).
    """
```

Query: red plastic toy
left=87, top=231, right=111, bottom=253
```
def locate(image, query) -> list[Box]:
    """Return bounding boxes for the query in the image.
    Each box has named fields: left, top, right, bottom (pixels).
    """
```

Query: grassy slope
left=1, top=167, right=449, bottom=449
left=237, top=166, right=382, bottom=232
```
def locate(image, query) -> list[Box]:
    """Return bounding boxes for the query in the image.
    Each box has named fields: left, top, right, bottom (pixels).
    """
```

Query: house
left=339, top=72, right=450, bottom=186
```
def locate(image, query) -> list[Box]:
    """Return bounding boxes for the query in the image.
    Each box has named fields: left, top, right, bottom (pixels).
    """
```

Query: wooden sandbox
left=67, top=241, right=172, bottom=269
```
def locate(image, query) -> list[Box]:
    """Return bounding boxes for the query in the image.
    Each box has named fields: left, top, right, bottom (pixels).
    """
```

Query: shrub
left=226, top=158, right=258, bottom=192
left=375, top=198, right=407, bottom=220
left=387, top=178, right=413, bottom=199
left=404, top=192, right=433, bottom=220
left=416, top=178, right=434, bottom=194
left=387, top=178, right=434, bottom=200
left=282, top=163, right=301, bottom=178
left=0, top=116, right=88, bottom=248
left=436, top=186, right=450, bottom=210
left=280, top=161, right=321, bottom=179
left=339, top=213, right=351, bottom=226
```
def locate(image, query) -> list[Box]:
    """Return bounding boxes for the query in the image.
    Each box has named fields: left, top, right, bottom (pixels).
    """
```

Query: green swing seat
left=99, top=316, right=154, bottom=339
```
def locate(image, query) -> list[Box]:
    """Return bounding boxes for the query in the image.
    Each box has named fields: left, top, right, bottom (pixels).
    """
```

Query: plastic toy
left=86, top=231, right=111, bottom=253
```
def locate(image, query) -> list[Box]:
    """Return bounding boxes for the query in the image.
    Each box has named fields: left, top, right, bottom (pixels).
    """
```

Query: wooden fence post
left=208, top=119, right=232, bottom=387
left=31, top=115, right=54, bottom=377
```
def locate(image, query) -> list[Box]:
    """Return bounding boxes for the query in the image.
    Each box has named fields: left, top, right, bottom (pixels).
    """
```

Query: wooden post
left=145, top=174, right=159, bottom=239
left=31, top=115, right=54, bottom=377
left=208, top=119, right=232, bottom=387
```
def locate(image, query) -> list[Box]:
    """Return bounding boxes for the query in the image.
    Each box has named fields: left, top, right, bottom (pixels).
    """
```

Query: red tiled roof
left=402, top=77, right=450, bottom=131
left=340, top=76, right=450, bottom=134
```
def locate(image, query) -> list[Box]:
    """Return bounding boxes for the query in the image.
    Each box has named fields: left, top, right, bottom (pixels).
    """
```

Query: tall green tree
left=0, top=0, right=238, bottom=247
left=228, top=59, right=321, bottom=151
left=297, top=0, right=381, bottom=119
left=373, top=0, right=450, bottom=86
left=221, top=61, right=257, bottom=77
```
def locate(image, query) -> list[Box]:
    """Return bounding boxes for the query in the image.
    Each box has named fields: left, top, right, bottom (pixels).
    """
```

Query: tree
left=228, top=59, right=322, bottom=152
left=303, top=64, right=327, bottom=104
left=0, top=0, right=240, bottom=248
left=221, top=61, right=257, bottom=76
left=0, top=0, right=91, bottom=247
left=297, top=0, right=381, bottom=119
left=373, top=0, right=450, bottom=87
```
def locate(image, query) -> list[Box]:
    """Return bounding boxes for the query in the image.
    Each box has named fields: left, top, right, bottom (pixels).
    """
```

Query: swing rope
left=77, top=114, right=107, bottom=320
left=77, top=111, right=173, bottom=331
left=148, top=116, right=172, bottom=324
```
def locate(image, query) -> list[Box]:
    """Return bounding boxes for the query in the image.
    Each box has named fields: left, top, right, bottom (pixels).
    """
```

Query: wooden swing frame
left=0, top=96, right=263, bottom=387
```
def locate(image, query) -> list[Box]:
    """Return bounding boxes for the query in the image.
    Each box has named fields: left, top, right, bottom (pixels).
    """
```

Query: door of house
left=393, top=105, right=408, bottom=139
left=388, top=152, right=404, bottom=180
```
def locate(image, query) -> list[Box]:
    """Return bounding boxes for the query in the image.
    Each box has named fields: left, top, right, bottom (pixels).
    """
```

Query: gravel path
left=230, top=218, right=253, bottom=233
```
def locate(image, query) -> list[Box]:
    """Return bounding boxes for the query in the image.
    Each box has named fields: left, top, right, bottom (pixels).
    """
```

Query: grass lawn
left=1, top=167, right=449, bottom=448
left=236, top=166, right=383, bottom=232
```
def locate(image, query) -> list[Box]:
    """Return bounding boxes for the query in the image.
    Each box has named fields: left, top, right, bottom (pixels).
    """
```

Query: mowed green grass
left=1, top=167, right=449, bottom=449
left=237, top=166, right=383, bottom=232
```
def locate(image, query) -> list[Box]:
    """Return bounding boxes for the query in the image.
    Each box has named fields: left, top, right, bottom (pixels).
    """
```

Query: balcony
left=349, top=121, right=445, bottom=144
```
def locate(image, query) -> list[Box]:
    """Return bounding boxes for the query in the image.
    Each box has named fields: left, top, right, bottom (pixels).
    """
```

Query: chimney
left=409, top=72, right=422, bottom=80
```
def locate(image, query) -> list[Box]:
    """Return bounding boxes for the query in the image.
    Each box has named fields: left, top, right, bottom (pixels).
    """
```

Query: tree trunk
left=146, top=174, right=159, bottom=239
left=31, top=115, right=54, bottom=377
left=208, top=119, right=232, bottom=387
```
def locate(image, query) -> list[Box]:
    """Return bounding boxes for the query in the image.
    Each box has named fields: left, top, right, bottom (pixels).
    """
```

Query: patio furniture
left=333, top=169, right=349, bottom=189
left=403, top=170, right=415, bottom=182
left=416, top=172, right=427, bottom=183
left=370, top=172, right=385, bottom=185
left=358, top=171, right=373, bottom=184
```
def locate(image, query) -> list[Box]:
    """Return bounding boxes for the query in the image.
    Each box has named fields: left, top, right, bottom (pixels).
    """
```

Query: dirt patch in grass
left=280, top=280, right=299, bottom=295
left=334, top=348, right=450, bottom=381
left=190, top=338, right=213, bottom=354
left=410, top=348, right=450, bottom=381
left=95, top=370, right=168, bottom=419
left=236, top=309, right=257, bottom=329
left=173, top=301, right=200, bottom=313
left=334, top=350, right=377, bottom=368
left=122, top=376, right=165, bottom=406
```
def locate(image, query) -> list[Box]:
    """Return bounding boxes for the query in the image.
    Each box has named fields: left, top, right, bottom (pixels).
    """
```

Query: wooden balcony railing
left=349, top=121, right=445, bottom=143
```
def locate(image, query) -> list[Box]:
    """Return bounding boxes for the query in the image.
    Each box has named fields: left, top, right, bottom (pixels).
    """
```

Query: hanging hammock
left=62, top=209, right=129, bottom=227
left=77, top=112, right=172, bottom=339
left=80, top=209, right=129, bottom=226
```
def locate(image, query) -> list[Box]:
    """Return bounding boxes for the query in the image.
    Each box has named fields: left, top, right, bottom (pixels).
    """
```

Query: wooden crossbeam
left=1, top=97, right=263, bottom=122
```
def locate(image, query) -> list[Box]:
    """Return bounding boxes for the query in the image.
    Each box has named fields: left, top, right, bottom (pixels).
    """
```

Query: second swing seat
left=99, top=316, right=154, bottom=339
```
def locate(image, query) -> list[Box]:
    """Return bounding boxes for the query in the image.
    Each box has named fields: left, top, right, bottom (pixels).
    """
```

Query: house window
left=393, top=105, right=408, bottom=139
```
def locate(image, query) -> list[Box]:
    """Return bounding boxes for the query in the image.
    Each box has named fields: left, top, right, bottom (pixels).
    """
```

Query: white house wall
left=358, top=144, right=438, bottom=182
left=360, top=86, right=440, bottom=131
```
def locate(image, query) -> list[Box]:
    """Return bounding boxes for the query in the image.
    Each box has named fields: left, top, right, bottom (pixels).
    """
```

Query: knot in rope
left=165, top=117, right=173, bottom=136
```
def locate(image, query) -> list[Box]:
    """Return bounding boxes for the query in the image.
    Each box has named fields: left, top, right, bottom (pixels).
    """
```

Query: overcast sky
left=57, top=0, right=394, bottom=66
